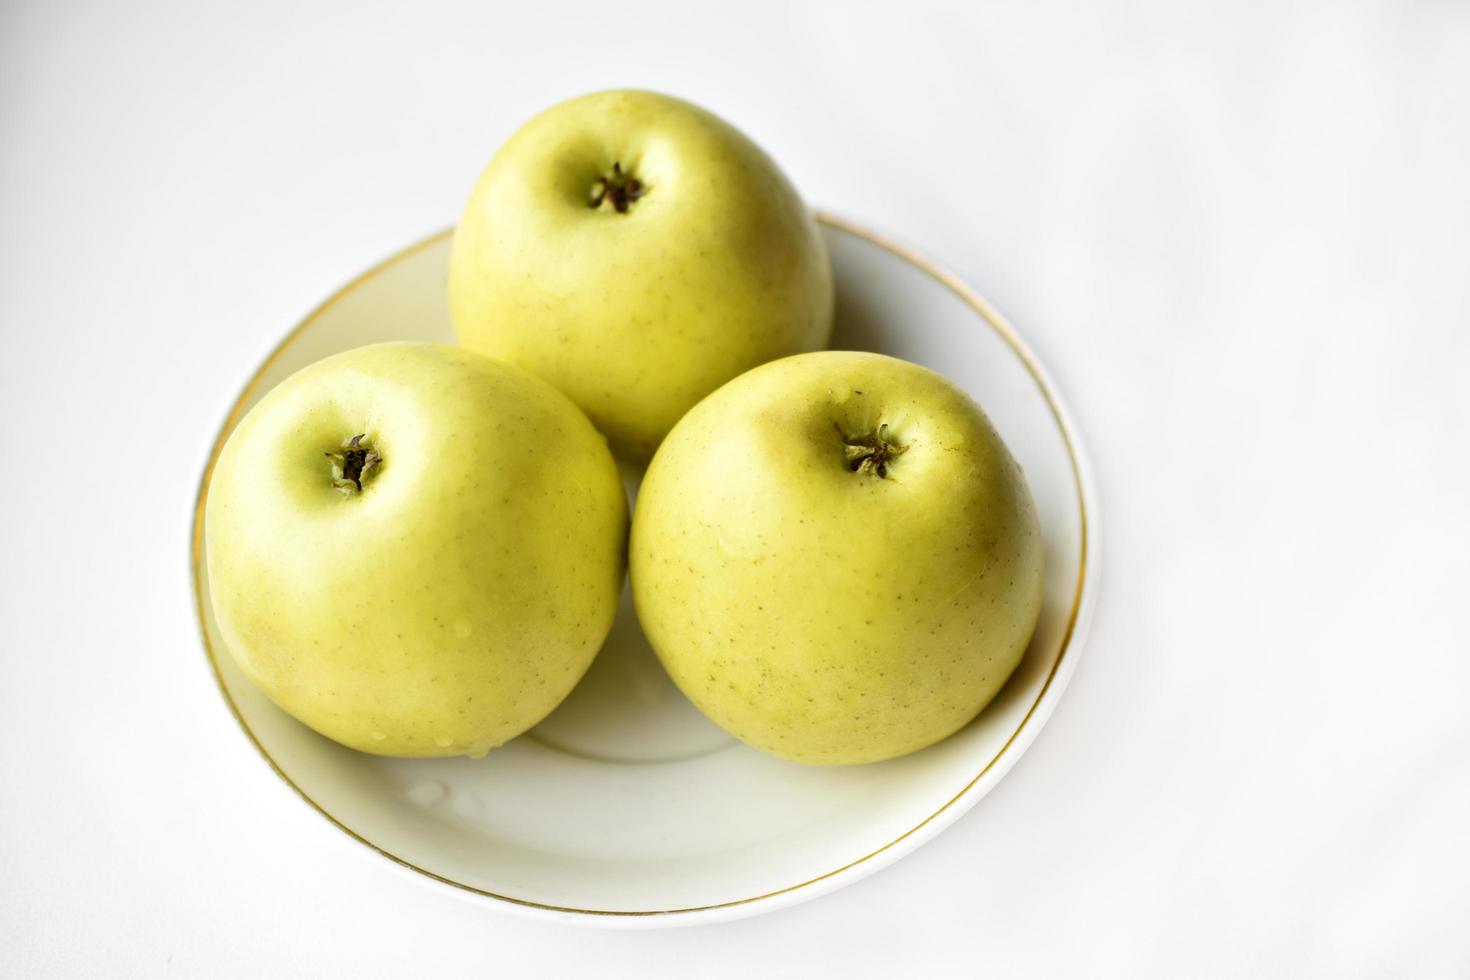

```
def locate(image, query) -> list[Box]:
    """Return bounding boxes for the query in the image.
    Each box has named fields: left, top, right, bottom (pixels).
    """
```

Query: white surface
left=193, top=222, right=1094, bottom=922
left=1, top=0, right=1466, bottom=975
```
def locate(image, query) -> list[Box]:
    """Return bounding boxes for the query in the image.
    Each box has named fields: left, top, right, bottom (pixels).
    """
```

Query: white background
left=2, top=1, right=1467, bottom=976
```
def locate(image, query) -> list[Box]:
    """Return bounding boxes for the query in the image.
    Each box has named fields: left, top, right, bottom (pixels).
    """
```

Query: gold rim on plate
left=190, top=213, right=1091, bottom=918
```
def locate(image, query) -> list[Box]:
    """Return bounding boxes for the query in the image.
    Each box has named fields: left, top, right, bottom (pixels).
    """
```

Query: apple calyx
left=589, top=162, right=646, bottom=213
left=837, top=422, right=908, bottom=479
left=325, top=434, right=381, bottom=495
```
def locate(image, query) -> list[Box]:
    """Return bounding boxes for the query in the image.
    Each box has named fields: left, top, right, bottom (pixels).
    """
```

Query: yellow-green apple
left=630, top=351, right=1044, bottom=765
left=449, top=89, right=833, bottom=461
left=204, top=343, right=627, bottom=757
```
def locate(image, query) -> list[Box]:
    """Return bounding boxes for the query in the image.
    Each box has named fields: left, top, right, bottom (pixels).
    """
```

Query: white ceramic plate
left=191, top=214, right=1099, bottom=927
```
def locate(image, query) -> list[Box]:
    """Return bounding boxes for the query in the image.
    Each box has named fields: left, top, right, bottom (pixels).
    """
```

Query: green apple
left=630, top=351, right=1045, bottom=765
left=449, top=89, right=834, bottom=461
left=205, top=343, right=627, bottom=757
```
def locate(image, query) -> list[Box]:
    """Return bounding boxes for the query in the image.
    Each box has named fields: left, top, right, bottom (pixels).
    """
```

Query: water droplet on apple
left=434, top=736, right=453, bottom=748
left=452, top=619, right=473, bottom=639
left=369, top=731, right=387, bottom=742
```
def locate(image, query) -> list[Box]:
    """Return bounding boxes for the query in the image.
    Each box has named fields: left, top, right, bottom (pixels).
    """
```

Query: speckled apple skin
left=448, top=89, right=833, bottom=462
left=631, top=351, right=1044, bottom=765
left=205, top=343, right=627, bottom=758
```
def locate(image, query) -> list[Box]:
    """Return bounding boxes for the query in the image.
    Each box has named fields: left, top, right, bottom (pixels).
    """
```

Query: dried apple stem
left=325, top=434, right=381, bottom=494
left=589, top=162, right=646, bottom=213
left=836, top=423, right=907, bottom=479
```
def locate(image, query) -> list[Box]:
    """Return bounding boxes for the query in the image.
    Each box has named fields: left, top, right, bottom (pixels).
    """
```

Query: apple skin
left=204, top=343, right=627, bottom=758
left=448, top=89, right=834, bottom=461
left=630, top=351, right=1044, bottom=765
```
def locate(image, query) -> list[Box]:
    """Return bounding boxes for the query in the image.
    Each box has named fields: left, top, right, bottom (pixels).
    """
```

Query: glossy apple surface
left=631, top=351, right=1044, bottom=765
left=449, top=89, right=833, bottom=460
left=205, top=343, right=627, bottom=757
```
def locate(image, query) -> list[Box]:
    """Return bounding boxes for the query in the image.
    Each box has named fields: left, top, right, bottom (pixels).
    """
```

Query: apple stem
left=325, top=434, right=381, bottom=495
left=836, top=423, right=907, bottom=479
left=589, top=162, right=646, bottom=213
